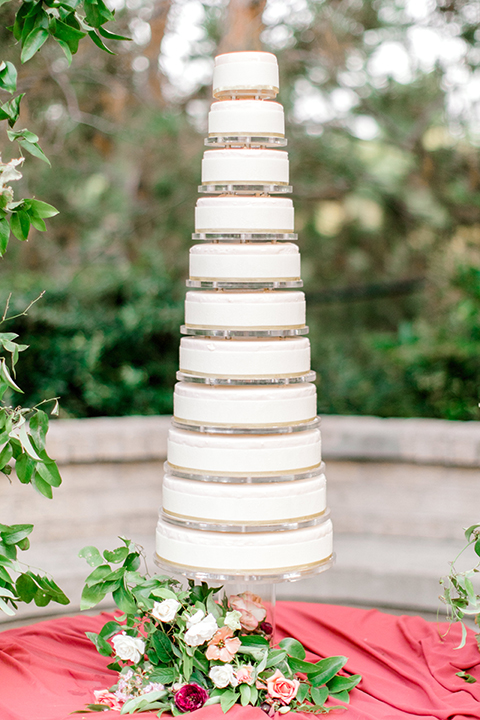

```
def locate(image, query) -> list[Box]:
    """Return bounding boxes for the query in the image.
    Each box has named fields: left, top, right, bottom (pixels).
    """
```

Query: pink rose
left=93, top=689, right=124, bottom=710
left=236, top=665, right=255, bottom=685
left=229, top=591, right=267, bottom=631
left=266, top=669, right=300, bottom=705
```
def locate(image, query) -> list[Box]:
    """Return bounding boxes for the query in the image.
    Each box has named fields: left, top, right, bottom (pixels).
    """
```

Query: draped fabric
left=0, top=602, right=479, bottom=720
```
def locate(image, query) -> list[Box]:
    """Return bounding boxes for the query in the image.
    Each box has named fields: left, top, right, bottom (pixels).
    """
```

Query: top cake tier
left=213, top=52, right=279, bottom=99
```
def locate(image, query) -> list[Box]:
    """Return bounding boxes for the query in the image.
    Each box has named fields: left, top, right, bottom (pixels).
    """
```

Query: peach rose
left=229, top=591, right=267, bottom=631
left=206, top=625, right=241, bottom=662
left=94, top=689, right=123, bottom=710
left=266, top=669, right=300, bottom=705
left=236, top=665, right=255, bottom=685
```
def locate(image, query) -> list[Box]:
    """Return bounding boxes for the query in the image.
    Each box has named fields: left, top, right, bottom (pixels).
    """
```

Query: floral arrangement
left=80, top=539, right=361, bottom=715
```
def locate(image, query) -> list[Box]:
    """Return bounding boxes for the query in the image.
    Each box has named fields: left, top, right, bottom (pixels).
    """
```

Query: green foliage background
left=1, top=0, right=479, bottom=420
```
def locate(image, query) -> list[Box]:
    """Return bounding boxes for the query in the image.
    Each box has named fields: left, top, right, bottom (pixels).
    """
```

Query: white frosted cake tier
left=212, top=52, right=279, bottom=99
left=167, top=427, right=321, bottom=475
left=208, top=100, right=284, bottom=137
left=184, top=290, right=305, bottom=330
left=189, top=243, right=300, bottom=282
left=173, top=382, right=317, bottom=427
left=195, top=197, right=294, bottom=234
left=179, top=337, right=311, bottom=378
left=202, top=149, right=288, bottom=185
left=156, top=517, right=333, bottom=573
left=163, top=470, right=326, bottom=524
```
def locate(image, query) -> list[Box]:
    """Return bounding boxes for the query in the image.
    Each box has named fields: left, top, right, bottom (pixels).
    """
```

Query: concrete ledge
left=1, top=414, right=478, bottom=625
left=321, top=415, right=480, bottom=467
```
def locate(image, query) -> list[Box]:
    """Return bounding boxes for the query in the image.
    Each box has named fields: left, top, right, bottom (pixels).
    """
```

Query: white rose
left=111, top=632, right=145, bottom=664
left=209, top=664, right=238, bottom=689
left=151, top=598, right=181, bottom=623
left=184, top=612, right=218, bottom=646
left=186, top=609, right=205, bottom=628
left=224, top=610, right=242, bottom=631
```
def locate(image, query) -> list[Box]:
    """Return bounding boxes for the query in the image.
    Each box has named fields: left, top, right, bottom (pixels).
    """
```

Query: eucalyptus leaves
left=440, top=523, right=480, bottom=653
left=80, top=539, right=361, bottom=715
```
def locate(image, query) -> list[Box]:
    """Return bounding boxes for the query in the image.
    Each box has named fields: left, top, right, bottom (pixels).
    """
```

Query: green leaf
left=150, top=630, right=175, bottom=663
left=0, top=596, right=16, bottom=616
left=35, top=460, right=62, bottom=488
left=84, top=0, right=114, bottom=28
left=27, top=199, right=59, bottom=219
left=0, top=94, right=24, bottom=126
left=296, top=683, right=309, bottom=703
left=456, top=670, right=477, bottom=684
left=31, top=471, right=53, bottom=498
left=86, top=630, right=114, bottom=657
left=0, top=442, right=13, bottom=470
left=474, top=539, right=480, bottom=558
left=1, top=523, right=33, bottom=545
left=330, top=689, right=350, bottom=703
left=80, top=582, right=107, bottom=610
left=327, top=674, right=361, bottom=693
left=219, top=689, right=239, bottom=714
left=85, top=564, right=112, bottom=587
left=16, top=572, right=37, bottom=603
left=311, top=686, right=329, bottom=705
left=98, top=25, right=130, bottom=41
left=29, top=410, right=49, bottom=450
left=54, top=36, right=73, bottom=64
left=183, top=652, right=193, bottom=681
left=13, top=425, right=42, bottom=460
left=237, top=634, right=269, bottom=646
left=103, top=546, right=129, bottom=564
left=465, top=525, right=480, bottom=542
left=15, top=453, right=36, bottom=484
left=1, top=358, right=23, bottom=392
left=0, top=216, right=10, bottom=256
left=193, top=650, right=210, bottom=674
left=149, top=667, right=177, bottom=684
left=0, top=61, right=17, bottom=93
left=309, top=656, right=348, bottom=686
left=265, top=649, right=287, bottom=668
left=88, top=29, right=115, bottom=54
left=79, top=545, right=104, bottom=567
left=279, top=637, right=306, bottom=659
left=21, top=27, right=49, bottom=63
left=10, top=210, right=30, bottom=241
left=18, top=138, right=50, bottom=165
left=239, top=684, right=251, bottom=706
left=112, top=584, right=137, bottom=615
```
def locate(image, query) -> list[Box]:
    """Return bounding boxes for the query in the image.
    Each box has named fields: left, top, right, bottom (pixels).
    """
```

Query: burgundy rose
left=260, top=621, right=273, bottom=636
left=174, top=683, right=209, bottom=712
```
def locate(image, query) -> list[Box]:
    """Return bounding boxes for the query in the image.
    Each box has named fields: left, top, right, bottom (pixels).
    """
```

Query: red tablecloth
left=0, top=602, right=479, bottom=720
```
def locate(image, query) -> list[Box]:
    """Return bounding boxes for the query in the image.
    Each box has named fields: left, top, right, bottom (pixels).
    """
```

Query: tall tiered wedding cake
left=155, top=51, right=333, bottom=582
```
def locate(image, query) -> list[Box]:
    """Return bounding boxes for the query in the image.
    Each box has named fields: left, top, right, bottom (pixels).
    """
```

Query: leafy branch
left=439, top=523, right=480, bottom=652
left=0, top=0, right=130, bottom=255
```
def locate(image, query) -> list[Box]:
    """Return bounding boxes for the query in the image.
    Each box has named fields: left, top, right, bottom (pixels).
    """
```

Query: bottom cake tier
left=155, top=515, right=333, bottom=576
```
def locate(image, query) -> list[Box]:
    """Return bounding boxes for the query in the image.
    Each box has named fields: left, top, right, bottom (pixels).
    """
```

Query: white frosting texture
left=179, top=337, right=311, bottom=377
left=163, top=471, right=326, bottom=523
left=213, top=52, right=279, bottom=97
left=174, top=382, right=317, bottom=426
left=189, top=243, right=300, bottom=281
left=167, top=427, right=321, bottom=475
left=184, top=290, right=306, bottom=329
left=156, top=517, right=333, bottom=572
left=202, top=149, right=289, bottom=185
left=195, top=197, right=294, bottom=233
left=208, top=100, right=284, bottom=136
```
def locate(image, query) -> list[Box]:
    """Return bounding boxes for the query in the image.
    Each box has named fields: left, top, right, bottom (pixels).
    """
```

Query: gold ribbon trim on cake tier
left=178, top=370, right=310, bottom=379
left=189, top=277, right=301, bottom=282
left=155, top=554, right=333, bottom=576
left=184, top=324, right=306, bottom=330
left=167, top=462, right=323, bottom=477
left=173, top=417, right=317, bottom=428
left=163, top=510, right=327, bottom=525
left=212, top=87, right=280, bottom=100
